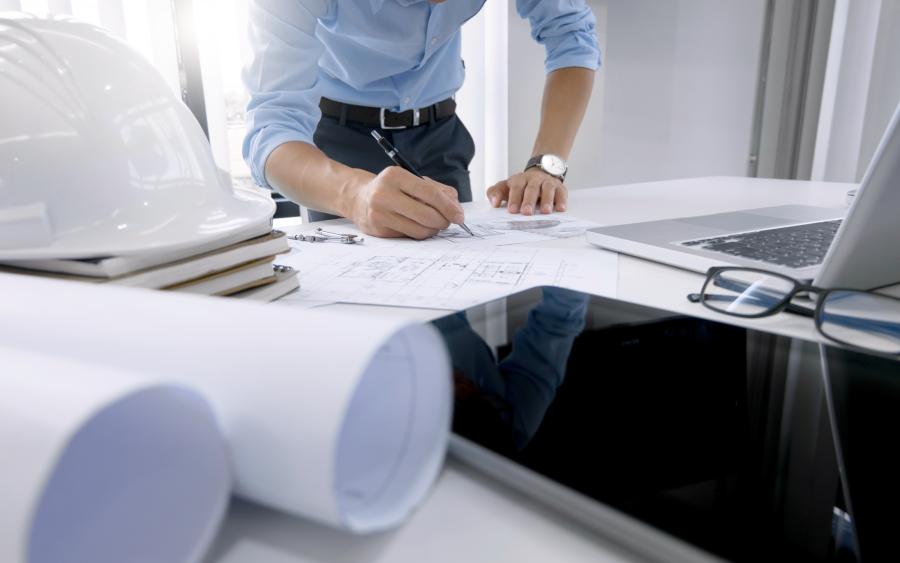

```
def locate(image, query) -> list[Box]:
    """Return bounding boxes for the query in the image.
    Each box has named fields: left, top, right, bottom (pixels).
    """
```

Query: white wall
left=10, top=0, right=181, bottom=96
left=458, top=0, right=508, bottom=201
left=811, top=0, right=900, bottom=183
left=458, top=12, right=488, bottom=201
left=857, top=1, right=900, bottom=179
left=811, top=0, right=882, bottom=183
left=507, top=0, right=766, bottom=190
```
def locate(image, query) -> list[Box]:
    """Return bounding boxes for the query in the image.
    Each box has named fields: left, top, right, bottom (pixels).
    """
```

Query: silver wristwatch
left=526, top=154, right=568, bottom=181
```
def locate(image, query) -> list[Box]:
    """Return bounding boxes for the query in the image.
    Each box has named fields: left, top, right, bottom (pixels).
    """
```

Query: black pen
left=370, top=130, right=474, bottom=237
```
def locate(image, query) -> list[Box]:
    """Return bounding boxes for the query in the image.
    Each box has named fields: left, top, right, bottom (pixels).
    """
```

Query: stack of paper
left=0, top=228, right=298, bottom=301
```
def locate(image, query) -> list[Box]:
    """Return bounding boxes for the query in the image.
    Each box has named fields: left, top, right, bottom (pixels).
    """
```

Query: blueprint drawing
left=278, top=244, right=617, bottom=310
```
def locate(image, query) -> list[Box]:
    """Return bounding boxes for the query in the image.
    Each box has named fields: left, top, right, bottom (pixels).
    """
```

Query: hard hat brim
left=0, top=187, right=276, bottom=260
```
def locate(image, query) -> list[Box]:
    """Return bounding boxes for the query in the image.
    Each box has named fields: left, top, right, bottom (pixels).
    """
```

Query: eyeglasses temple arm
left=820, top=312, right=900, bottom=337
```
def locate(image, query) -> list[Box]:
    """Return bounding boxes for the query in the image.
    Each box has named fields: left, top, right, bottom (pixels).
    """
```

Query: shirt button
left=431, top=37, right=438, bottom=46
left=403, top=97, right=411, bottom=105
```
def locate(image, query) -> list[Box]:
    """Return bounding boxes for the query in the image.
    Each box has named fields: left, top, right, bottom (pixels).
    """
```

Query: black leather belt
left=319, top=97, right=456, bottom=129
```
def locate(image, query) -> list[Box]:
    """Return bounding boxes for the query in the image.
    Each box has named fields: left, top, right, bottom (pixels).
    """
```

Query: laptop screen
left=433, top=287, right=900, bottom=562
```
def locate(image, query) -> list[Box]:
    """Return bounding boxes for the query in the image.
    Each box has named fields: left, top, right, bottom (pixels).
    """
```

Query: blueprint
left=278, top=243, right=618, bottom=310
left=291, top=210, right=600, bottom=250
left=436, top=209, right=599, bottom=242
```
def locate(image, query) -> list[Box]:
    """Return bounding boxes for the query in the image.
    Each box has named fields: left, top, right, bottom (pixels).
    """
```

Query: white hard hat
left=0, top=15, right=274, bottom=259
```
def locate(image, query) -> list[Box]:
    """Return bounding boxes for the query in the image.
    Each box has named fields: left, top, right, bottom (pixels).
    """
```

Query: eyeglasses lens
left=702, top=269, right=795, bottom=317
left=819, top=290, right=900, bottom=355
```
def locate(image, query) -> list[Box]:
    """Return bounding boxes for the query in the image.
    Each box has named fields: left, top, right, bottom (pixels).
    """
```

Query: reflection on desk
left=435, top=287, right=589, bottom=450
left=435, top=289, right=900, bottom=563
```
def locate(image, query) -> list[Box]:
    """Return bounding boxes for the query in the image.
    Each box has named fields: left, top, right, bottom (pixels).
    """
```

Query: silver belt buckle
left=379, top=107, right=421, bottom=129
left=380, top=107, right=406, bottom=130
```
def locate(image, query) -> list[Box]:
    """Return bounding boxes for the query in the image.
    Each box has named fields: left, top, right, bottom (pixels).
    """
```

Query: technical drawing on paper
left=495, top=219, right=561, bottom=230
left=278, top=245, right=618, bottom=310
left=435, top=224, right=510, bottom=241
left=490, top=218, right=590, bottom=239
left=437, top=212, right=598, bottom=243
left=479, top=216, right=597, bottom=239
left=468, top=260, right=528, bottom=285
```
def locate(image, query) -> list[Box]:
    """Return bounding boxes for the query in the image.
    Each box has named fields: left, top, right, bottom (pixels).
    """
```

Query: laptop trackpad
left=678, top=212, right=789, bottom=232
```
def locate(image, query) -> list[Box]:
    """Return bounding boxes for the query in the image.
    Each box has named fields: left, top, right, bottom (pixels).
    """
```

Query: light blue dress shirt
left=242, top=0, right=601, bottom=188
left=433, top=287, right=590, bottom=449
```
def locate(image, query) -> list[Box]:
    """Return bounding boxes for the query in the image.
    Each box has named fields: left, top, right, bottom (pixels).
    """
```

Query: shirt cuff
left=545, top=53, right=602, bottom=74
left=543, top=33, right=602, bottom=74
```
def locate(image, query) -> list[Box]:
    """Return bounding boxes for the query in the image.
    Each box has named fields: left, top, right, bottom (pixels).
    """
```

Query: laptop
left=586, top=102, right=900, bottom=290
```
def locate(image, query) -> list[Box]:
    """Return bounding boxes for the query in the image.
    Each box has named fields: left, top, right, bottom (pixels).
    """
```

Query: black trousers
left=307, top=113, right=476, bottom=222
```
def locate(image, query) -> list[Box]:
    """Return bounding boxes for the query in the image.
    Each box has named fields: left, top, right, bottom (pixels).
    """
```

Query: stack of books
left=0, top=229, right=299, bottom=302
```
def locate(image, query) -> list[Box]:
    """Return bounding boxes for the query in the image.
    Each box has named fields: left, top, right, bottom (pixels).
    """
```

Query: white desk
left=207, top=176, right=857, bottom=563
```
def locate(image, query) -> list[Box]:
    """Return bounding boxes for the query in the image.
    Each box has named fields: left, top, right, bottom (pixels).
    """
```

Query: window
left=192, top=0, right=253, bottom=190
left=10, top=0, right=181, bottom=96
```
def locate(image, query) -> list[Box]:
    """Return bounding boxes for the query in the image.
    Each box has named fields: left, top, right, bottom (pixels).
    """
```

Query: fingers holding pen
left=352, top=166, right=464, bottom=238
left=385, top=212, right=441, bottom=240
left=401, top=173, right=465, bottom=225
left=392, top=190, right=452, bottom=230
left=367, top=133, right=468, bottom=233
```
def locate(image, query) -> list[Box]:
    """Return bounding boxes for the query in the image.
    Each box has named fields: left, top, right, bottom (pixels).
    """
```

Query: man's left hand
left=486, top=168, right=568, bottom=215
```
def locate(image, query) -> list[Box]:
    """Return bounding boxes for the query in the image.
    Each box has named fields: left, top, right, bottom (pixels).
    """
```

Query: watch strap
left=525, top=155, right=567, bottom=180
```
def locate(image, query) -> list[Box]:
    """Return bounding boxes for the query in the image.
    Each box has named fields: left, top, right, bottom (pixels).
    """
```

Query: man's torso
left=316, top=0, right=486, bottom=111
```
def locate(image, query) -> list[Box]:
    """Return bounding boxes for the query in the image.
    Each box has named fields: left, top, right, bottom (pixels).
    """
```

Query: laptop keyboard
left=679, top=219, right=842, bottom=268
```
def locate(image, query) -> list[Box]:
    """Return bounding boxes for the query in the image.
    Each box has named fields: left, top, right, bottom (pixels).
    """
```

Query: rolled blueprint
left=0, top=347, right=230, bottom=563
left=0, top=273, right=452, bottom=532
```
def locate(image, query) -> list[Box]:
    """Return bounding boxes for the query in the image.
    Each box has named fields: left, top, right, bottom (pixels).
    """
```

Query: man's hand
left=265, top=143, right=463, bottom=240
left=348, top=166, right=465, bottom=239
left=486, top=167, right=568, bottom=215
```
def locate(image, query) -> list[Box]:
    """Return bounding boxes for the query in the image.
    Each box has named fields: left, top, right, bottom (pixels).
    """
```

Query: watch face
left=541, top=154, right=567, bottom=177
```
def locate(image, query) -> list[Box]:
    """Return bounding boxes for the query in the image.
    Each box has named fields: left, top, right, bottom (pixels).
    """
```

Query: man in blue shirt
left=244, top=0, right=600, bottom=239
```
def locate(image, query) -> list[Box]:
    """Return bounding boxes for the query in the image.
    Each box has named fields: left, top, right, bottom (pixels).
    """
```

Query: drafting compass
left=289, top=228, right=364, bottom=244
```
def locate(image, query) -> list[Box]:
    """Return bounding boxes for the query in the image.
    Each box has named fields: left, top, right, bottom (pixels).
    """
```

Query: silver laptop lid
left=816, top=102, right=900, bottom=290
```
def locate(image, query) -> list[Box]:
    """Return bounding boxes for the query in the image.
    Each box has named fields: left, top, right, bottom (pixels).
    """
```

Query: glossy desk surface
left=208, top=177, right=873, bottom=563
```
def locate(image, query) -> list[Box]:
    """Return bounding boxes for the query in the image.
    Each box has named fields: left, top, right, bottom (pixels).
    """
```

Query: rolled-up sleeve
left=242, top=0, right=331, bottom=188
left=516, top=0, right=601, bottom=74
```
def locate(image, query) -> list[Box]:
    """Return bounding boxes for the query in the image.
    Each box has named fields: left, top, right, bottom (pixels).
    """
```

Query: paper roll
left=0, top=273, right=452, bottom=532
left=0, top=347, right=230, bottom=563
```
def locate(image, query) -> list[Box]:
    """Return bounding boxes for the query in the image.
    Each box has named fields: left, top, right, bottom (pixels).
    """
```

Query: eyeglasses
left=688, top=266, right=900, bottom=356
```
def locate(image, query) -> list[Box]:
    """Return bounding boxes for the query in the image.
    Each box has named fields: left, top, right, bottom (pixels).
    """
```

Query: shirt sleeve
left=516, top=0, right=602, bottom=74
left=498, top=288, right=589, bottom=449
left=242, top=0, right=332, bottom=188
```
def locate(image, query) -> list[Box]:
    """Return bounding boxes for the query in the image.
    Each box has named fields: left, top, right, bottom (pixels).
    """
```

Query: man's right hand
left=265, top=142, right=464, bottom=240
left=348, top=166, right=465, bottom=240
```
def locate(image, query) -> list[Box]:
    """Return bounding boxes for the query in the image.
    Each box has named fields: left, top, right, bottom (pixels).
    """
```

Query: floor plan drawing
left=289, top=210, right=599, bottom=252
left=278, top=244, right=618, bottom=310
left=436, top=211, right=599, bottom=243
left=468, top=260, right=529, bottom=285
left=500, top=219, right=562, bottom=230
left=479, top=215, right=598, bottom=239
left=435, top=224, right=511, bottom=241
